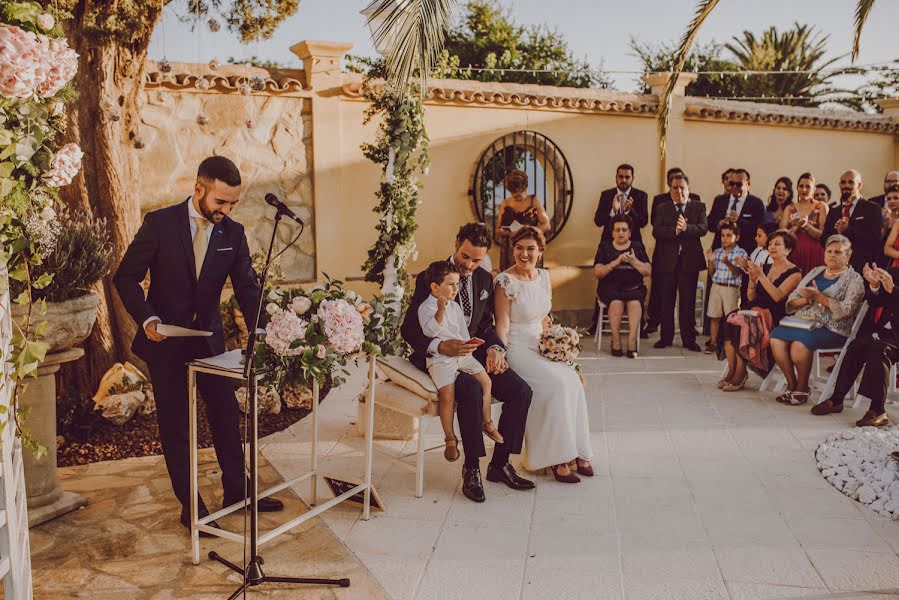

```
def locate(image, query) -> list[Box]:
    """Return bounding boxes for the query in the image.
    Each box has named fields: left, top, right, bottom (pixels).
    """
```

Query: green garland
left=360, top=75, right=430, bottom=297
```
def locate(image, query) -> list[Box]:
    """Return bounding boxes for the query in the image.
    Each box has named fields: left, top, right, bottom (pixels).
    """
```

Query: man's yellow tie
left=192, top=217, right=210, bottom=279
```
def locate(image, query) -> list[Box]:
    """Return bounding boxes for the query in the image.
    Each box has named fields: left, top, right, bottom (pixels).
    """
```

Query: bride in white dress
left=494, top=226, right=594, bottom=483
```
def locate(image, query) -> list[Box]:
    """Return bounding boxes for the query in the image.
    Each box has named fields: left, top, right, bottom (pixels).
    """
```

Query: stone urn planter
left=11, top=290, right=100, bottom=353
left=12, top=291, right=100, bottom=525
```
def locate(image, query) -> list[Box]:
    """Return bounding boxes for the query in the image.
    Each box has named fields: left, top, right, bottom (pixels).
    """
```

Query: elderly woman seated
left=768, top=234, right=865, bottom=405
left=718, top=229, right=802, bottom=391
left=593, top=214, right=651, bottom=357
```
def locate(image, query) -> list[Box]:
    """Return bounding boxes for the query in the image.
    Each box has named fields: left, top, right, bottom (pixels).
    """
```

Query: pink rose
left=291, top=295, right=312, bottom=315
left=316, top=345, right=327, bottom=359
left=37, top=14, right=55, bottom=32
left=41, top=143, right=83, bottom=187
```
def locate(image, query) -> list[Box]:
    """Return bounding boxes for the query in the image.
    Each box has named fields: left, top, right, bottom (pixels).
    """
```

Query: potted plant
left=11, top=208, right=113, bottom=352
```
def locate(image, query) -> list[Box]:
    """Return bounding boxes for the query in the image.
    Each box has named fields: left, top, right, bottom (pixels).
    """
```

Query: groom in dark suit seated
left=401, top=223, right=534, bottom=503
left=812, top=263, right=897, bottom=427
left=114, top=156, right=283, bottom=535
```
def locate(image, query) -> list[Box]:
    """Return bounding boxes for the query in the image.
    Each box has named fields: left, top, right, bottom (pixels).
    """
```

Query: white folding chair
left=812, top=303, right=869, bottom=403
left=594, top=298, right=640, bottom=353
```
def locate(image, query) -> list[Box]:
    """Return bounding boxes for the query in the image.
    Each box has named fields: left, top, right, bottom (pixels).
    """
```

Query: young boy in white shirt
left=417, top=261, right=502, bottom=461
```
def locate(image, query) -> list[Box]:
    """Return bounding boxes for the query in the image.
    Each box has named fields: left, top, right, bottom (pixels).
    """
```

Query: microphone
left=264, top=193, right=303, bottom=225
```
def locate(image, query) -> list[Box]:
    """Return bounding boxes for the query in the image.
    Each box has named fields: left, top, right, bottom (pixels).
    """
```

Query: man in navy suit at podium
left=114, top=156, right=283, bottom=535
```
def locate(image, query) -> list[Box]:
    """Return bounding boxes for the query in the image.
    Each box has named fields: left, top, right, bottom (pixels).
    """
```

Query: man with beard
left=401, top=223, right=534, bottom=502
left=114, top=156, right=283, bottom=535
left=821, top=169, right=882, bottom=272
left=594, top=164, right=649, bottom=245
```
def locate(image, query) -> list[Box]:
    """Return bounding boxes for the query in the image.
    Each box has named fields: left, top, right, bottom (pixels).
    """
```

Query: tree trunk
left=57, top=3, right=161, bottom=396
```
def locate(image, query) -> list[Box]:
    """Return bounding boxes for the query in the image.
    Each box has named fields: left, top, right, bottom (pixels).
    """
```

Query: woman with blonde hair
left=495, top=169, right=550, bottom=270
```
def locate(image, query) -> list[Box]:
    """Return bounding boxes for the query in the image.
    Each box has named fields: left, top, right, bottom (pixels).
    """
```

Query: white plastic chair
left=811, top=303, right=868, bottom=403
left=594, top=298, right=640, bottom=353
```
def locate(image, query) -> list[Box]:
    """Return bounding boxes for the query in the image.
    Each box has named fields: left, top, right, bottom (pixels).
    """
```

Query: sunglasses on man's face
left=729, top=181, right=745, bottom=187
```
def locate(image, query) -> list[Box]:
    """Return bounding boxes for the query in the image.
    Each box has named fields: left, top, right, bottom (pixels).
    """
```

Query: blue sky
left=149, top=0, right=898, bottom=92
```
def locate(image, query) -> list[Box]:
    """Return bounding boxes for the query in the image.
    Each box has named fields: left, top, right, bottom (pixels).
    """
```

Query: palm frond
left=363, top=0, right=458, bottom=96
left=852, top=0, right=876, bottom=61
left=657, top=0, right=720, bottom=158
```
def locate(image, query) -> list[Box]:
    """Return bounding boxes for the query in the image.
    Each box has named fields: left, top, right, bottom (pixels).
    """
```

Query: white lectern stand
left=187, top=350, right=377, bottom=565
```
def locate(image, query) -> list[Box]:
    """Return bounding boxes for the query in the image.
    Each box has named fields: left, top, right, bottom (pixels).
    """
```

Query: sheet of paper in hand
left=157, top=324, right=213, bottom=337
left=508, top=220, right=523, bottom=232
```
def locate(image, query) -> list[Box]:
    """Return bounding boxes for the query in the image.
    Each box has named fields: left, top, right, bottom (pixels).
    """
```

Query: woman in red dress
left=780, top=172, right=827, bottom=274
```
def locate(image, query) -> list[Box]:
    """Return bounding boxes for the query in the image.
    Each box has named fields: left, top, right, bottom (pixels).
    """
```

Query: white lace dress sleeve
left=494, top=272, right=520, bottom=301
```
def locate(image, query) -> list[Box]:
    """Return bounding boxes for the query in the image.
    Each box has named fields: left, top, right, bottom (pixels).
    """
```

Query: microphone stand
left=208, top=208, right=350, bottom=598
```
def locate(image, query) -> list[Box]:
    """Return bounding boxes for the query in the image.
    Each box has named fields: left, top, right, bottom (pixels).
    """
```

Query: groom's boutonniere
left=479, top=289, right=489, bottom=301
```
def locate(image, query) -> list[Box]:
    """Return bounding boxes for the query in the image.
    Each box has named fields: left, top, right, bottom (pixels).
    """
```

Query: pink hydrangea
left=317, top=299, right=364, bottom=355
left=264, top=309, right=308, bottom=357
left=0, top=25, right=51, bottom=98
left=39, top=37, right=78, bottom=98
left=41, top=143, right=83, bottom=187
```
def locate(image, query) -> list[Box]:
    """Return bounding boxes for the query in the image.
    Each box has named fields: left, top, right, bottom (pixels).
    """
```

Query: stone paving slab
left=26, top=449, right=388, bottom=599
left=261, top=349, right=899, bottom=600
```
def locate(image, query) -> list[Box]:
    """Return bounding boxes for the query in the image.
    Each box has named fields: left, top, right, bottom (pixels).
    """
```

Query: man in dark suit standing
left=114, top=156, right=283, bottom=534
left=812, top=263, right=897, bottom=427
left=594, top=164, right=649, bottom=245
left=651, top=173, right=708, bottom=351
left=867, top=170, right=899, bottom=208
left=703, top=168, right=766, bottom=338
left=643, top=167, right=701, bottom=337
left=707, top=169, right=765, bottom=253
left=821, top=169, right=883, bottom=272
left=401, top=223, right=533, bottom=503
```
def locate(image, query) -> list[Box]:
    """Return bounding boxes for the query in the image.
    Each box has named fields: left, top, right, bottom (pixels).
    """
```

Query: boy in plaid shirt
left=705, top=220, right=748, bottom=353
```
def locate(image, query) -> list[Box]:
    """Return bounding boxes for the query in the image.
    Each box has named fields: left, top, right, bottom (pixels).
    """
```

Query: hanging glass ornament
left=196, top=113, right=209, bottom=125
left=195, top=77, right=210, bottom=91
left=238, top=82, right=251, bottom=95
left=208, top=17, right=220, bottom=32
left=158, top=57, right=172, bottom=73
left=208, top=58, right=220, bottom=71
left=250, top=76, right=266, bottom=92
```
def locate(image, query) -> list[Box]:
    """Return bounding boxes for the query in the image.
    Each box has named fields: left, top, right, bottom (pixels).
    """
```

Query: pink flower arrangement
left=38, top=37, right=78, bottom=98
left=538, top=324, right=583, bottom=369
left=41, top=143, right=83, bottom=187
left=264, top=309, right=308, bottom=357
left=317, top=299, right=364, bottom=355
left=0, top=25, right=50, bottom=98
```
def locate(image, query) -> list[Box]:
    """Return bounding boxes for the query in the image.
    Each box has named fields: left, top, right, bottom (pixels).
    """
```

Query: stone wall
left=138, top=66, right=314, bottom=281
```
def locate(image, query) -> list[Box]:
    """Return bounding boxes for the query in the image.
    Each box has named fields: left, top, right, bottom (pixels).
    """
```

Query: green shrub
left=14, top=209, right=113, bottom=302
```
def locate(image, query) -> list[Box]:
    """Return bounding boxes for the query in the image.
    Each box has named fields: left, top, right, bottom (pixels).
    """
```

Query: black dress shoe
left=643, top=324, right=658, bottom=335
left=180, top=513, right=219, bottom=538
left=653, top=340, right=670, bottom=349
left=486, top=462, right=535, bottom=490
left=223, top=496, right=284, bottom=512
left=683, top=341, right=702, bottom=352
left=461, top=466, right=486, bottom=503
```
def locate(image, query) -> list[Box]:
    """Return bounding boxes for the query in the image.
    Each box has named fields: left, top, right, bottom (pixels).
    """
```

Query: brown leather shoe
left=856, top=410, right=893, bottom=428
left=811, top=399, right=843, bottom=416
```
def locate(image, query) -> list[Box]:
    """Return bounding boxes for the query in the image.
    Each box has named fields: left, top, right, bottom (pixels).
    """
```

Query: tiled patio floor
left=262, top=345, right=899, bottom=600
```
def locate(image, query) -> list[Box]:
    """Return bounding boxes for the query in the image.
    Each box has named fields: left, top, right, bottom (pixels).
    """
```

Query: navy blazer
left=401, top=264, right=503, bottom=371
left=707, top=193, right=765, bottom=253
left=652, top=199, right=709, bottom=273
left=594, top=187, right=649, bottom=244
left=114, top=199, right=262, bottom=363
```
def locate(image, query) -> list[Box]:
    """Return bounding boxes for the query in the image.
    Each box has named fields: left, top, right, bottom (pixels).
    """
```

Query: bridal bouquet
left=538, top=322, right=585, bottom=373
left=256, top=276, right=400, bottom=389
